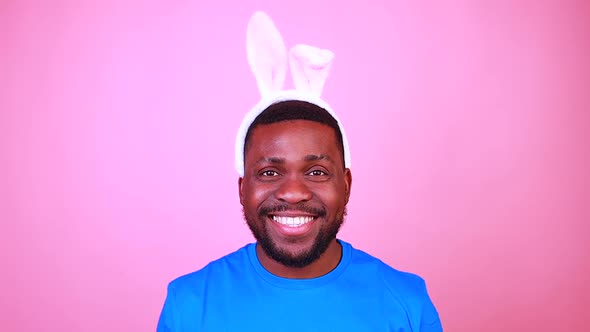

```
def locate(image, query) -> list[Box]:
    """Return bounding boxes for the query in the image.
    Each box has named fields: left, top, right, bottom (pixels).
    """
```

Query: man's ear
left=344, top=168, right=352, bottom=204
left=238, top=177, right=245, bottom=205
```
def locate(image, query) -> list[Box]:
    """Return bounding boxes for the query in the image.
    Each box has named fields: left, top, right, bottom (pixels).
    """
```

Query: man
left=157, top=11, right=442, bottom=331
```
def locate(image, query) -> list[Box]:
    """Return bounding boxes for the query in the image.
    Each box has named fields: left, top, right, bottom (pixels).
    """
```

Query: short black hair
left=244, top=100, right=345, bottom=166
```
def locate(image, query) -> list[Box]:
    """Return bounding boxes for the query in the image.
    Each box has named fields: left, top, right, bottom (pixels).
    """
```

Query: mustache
left=259, top=203, right=327, bottom=218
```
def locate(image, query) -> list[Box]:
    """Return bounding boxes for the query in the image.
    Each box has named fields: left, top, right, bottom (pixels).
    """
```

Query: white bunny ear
left=247, top=11, right=287, bottom=98
left=289, top=44, right=334, bottom=97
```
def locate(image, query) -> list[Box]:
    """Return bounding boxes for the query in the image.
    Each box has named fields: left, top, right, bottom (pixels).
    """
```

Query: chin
left=264, top=240, right=326, bottom=268
left=244, top=208, right=346, bottom=268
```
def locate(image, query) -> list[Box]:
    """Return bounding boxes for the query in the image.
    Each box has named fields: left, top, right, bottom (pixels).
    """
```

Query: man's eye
left=308, top=170, right=327, bottom=176
left=260, top=170, right=280, bottom=177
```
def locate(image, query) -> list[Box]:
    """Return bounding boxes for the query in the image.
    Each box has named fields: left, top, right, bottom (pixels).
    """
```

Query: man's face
left=239, top=120, right=352, bottom=268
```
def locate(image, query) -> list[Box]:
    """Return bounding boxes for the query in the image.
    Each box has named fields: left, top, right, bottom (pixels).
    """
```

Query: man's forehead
left=248, top=121, right=337, bottom=147
left=242, top=119, right=347, bottom=172
left=250, top=119, right=336, bottom=137
left=246, top=124, right=342, bottom=167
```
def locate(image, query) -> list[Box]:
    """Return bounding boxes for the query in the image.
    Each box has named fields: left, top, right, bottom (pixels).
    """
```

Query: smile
left=271, top=215, right=315, bottom=227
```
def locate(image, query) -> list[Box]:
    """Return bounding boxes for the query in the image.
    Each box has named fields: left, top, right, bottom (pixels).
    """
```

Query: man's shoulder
left=167, top=243, right=254, bottom=291
left=345, top=241, right=443, bottom=330
left=346, top=241, right=430, bottom=299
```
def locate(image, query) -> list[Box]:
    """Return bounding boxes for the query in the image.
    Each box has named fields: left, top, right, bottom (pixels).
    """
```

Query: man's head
left=238, top=100, right=352, bottom=268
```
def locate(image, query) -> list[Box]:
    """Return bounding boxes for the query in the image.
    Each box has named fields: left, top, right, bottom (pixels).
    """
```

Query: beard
left=243, top=203, right=347, bottom=268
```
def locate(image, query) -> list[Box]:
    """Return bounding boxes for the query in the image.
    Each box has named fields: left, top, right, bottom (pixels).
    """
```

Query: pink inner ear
left=246, top=11, right=287, bottom=97
left=289, top=44, right=334, bottom=96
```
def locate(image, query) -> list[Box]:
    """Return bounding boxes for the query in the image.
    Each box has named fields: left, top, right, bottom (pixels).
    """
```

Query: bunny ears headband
left=234, top=11, right=352, bottom=176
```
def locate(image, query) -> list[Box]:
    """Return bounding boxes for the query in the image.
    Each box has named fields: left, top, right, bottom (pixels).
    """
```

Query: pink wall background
left=1, top=0, right=588, bottom=331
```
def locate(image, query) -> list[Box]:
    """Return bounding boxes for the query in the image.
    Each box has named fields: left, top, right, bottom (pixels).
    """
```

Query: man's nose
left=275, top=176, right=313, bottom=203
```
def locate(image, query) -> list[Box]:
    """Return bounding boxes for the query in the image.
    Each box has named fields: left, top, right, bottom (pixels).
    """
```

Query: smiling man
left=156, top=11, right=442, bottom=332
left=156, top=100, right=443, bottom=331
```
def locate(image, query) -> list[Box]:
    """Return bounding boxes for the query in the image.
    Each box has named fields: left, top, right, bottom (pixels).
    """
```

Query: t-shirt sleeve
left=156, top=283, right=177, bottom=332
left=419, top=282, right=443, bottom=332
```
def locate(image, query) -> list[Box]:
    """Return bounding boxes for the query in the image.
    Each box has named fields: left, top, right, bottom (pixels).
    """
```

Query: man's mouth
left=271, top=215, right=315, bottom=228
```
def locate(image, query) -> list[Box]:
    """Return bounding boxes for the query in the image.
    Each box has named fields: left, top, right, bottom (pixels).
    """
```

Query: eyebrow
left=304, top=154, right=333, bottom=163
left=255, top=157, right=285, bottom=165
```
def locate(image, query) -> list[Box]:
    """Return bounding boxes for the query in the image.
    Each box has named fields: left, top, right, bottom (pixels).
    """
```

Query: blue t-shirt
left=157, top=240, right=442, bottom=331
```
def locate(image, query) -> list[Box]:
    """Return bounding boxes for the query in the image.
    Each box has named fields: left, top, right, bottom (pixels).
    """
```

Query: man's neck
left=255, top=240, right=342, bottom=279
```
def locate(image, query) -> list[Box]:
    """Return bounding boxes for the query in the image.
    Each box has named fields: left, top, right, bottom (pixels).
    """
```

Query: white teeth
left=272, top=216, right=314, bottom=227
